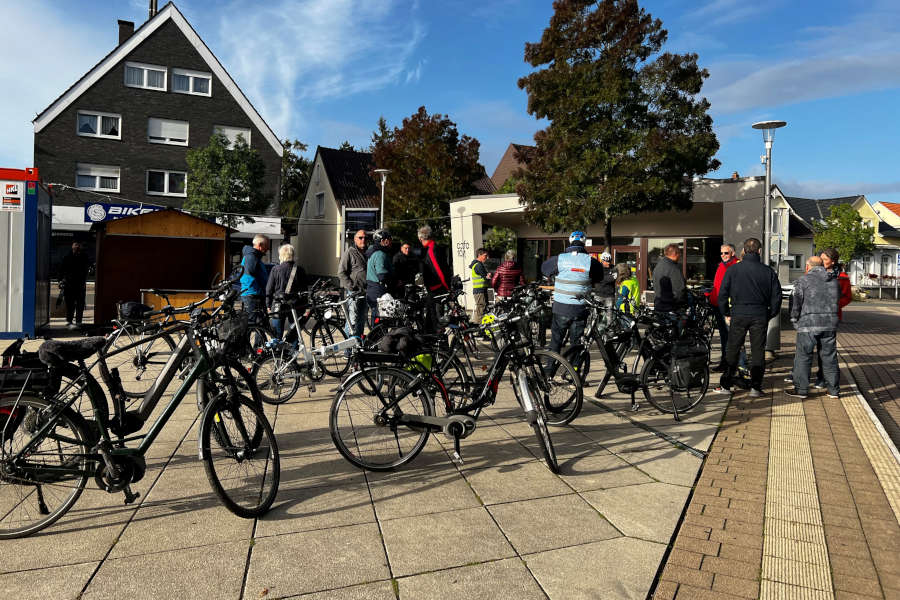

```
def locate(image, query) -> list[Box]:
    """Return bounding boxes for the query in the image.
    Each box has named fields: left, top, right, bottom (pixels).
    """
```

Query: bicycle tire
left=310, top=319, right=350, bottom=378
left=238, top=325, right=273, bottom=375
left=428, top=349, right=472, bottom=414
left=253, top=351, right=301, bottom=405
left=532, top=349, right=583, bottom=426
left=0, top=395, right=92, bottom=539
left=562, top=344, right=591, bottom=385
left=640, top=357, right=708, bottom=415
left=103, top=326, right=176, bottom=398
left=330, top=367, right=432, bottom=471
left=518, top=373, right=559, bottom=473
left=200, top=393, right=279, bottom=518
left=196, top=356, right=265, bottom=413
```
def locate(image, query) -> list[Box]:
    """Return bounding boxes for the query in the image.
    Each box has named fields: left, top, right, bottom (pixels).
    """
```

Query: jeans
left=815, top=336, right=840, bottom=388
left=242, top=295, right=265, bottom=325
left=366, top=296, right=379, bottom=328
left=721, top=315, right=767, bottom=391
left=64, top=283, right=86, bottom=324
left=549, top=312, right=586, bottom=358
left=270, top=317, right=284, bottom=340
left=794, top=331, right=839, bottom=394
left=345, top=294, right=367, bottom=339
left=715, top=307, right=747, bottom=368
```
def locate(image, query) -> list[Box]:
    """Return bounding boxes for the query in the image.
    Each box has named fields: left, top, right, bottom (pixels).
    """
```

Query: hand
left=725, top=316, right=731, bottom=326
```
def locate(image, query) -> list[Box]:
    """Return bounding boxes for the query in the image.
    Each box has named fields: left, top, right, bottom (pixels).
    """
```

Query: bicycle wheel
left=200, top=393, right=279, bottom=518
left=253, top=351, right=301, bottom=405
left=104, top=326, right=176, bottom=398
left=330, top=367, right=432, bottom=471
left=429, top=350, right=472, bottom=414
left=197, top=356, right=265, bottom=413
left=0, top=395, right=92, bottom=539
left=516, top=372, right=559, bottom=473
left=562, top=344, right=591, bottom=384
left=532, top=350, right=583, bottom=426
left=310, top=319, right=350, bottom=378
left=237, top=325, right=273, bottom=375
left=640, top=357, right=708, bottom=415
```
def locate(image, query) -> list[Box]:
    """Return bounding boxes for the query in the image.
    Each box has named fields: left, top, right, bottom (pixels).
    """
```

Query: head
left=353, top=229, right=366, bottom=250
left=720, top=243, right=736, bottom=262
left=252, top=234, right=270, bottom=254
left=475, top=248, right=488, bottom=263
left=71, top=242, right=83, bottom=254
left=743, top=238, right=761, bottom=256
left=664, top=243, right=680, bottom=262
left=599, top=250, right=611, bottom=266
left=614, top=263, right=630, bottom=284
left=819, top=247, right=839, bottom=270
left=806, top=255, right=824, bottom=272
left=278, top=244, right=294, bottom=263
left=400, top=243, right=411, bottom=255
left=417, top=225, right=432, bottom=245
left=373, top=229, right=392, bottom=249
left=504, top=249, right=517, bottom=262
left=568, top=230, right=586, bottom=247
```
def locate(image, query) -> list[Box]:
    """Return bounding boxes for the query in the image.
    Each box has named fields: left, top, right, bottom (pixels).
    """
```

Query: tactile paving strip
left=760, top=396, right=834, bottom=599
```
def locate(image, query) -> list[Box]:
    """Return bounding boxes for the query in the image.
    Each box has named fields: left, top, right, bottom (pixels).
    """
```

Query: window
left=76, top=111, right=121, bottom=139
left=315, top=192, right=325, bottom=218
left=213, top=125, right=251, bottom=146
left=124, top=62, right=167, bottom=91
left=172, top=68, right=212, bottom=97
left=787, top=254, right=804, bottom=269
left=148, top=118, right=189, bottom=145
left=146, top=169, right=186, bottom=197
left=75, top=164, right=120, bottom=192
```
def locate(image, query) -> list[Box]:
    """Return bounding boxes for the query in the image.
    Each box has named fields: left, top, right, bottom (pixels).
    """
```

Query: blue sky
left=4, top=0, right=900, bottom=203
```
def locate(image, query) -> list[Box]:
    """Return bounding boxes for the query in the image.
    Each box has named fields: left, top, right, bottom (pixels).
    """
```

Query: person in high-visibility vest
left=469, top=247, right=489, bottom=324
left=614, top=263, right=640, bottom=314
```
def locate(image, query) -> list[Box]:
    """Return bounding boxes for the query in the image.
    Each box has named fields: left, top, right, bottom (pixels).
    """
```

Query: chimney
left=149, top=0, right=158, bottom=19
left=731, top=171, right=740, bottom=180
left=118, top=20, right=134, bottom=45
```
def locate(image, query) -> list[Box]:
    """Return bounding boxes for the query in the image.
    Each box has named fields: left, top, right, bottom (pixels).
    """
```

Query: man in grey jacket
left=339, top=230, right=368, bottom=339
left=786, top=256, right=840, bottom=399
left=652, top=243, right=686, bottom=313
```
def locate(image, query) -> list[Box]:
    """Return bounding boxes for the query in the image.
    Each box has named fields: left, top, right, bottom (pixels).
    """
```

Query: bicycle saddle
left=38, top=337, right=107, bottom=367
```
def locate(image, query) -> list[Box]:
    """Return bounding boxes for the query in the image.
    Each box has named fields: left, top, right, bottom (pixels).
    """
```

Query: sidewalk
left=655, top=309, right=900, bottom=599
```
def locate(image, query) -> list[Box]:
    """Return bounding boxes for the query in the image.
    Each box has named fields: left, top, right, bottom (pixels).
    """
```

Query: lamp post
left=751, top=120, right=787, bottom=358
left=374, top=169, right=391, bottom=229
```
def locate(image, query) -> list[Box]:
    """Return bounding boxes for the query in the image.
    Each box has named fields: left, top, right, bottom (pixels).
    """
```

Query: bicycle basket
left=377, top=294, right=404, bottom=319
left=214, top=312, right=249, bottom=353
left=118, top=301, right=152, bottom=321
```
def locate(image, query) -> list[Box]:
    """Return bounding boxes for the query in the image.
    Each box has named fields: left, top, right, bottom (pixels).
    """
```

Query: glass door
left=613, top=246, right=641, bottom=290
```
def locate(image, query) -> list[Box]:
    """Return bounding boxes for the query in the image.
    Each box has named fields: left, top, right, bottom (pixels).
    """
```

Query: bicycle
left=330, top=312, right=561, bottom=474
left=0, top=279, right=280, bottom=539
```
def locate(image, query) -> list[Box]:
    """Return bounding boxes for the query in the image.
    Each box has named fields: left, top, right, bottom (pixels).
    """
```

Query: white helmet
left=600, top=251, right=612, bottom=262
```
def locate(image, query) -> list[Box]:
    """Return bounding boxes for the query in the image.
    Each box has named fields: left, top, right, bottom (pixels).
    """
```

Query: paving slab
left=617, top=447, right=703, bottom=486
left=463, top=460, right=573, bottom=505
left=397, top=557, right=546, bottom=600
left=254, top=480, right=375, bottom=538
left=582, top=481, right=691, bottom=543
left=368, top=469, right=482, bottom=521
left=0, top=562, right=98, bottom=600
left=558, top=452, right=654, bottom=491
left=295, top=580, right=397, bottom=599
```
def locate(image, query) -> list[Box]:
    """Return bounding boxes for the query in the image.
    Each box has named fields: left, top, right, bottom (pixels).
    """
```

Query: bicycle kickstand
left=123, top=485, right=140, bottom=505
left=451, top=435, right=464, bottom=466
left=629, top=391, right=640, bottom=412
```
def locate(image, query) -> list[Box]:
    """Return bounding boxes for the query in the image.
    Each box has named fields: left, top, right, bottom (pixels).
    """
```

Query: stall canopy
left=92, top=209, right=233, bottom=324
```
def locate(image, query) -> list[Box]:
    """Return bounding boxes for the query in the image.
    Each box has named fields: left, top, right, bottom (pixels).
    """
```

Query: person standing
left=786, top=256, right=840, bottom=399
left=392, top=242, right=420, bottom=290
left=266, top=244, right=306, bottom=338
left=469, top=248, right=490, bottom=325
left=710, top=244, right=738, bottom=372
left=491, top=249, right=525, bottom=299
left=366, top=229, right=394, bottom=323
left=61, top=242, right=91, bottom=329
left=652, top=243, right=687, bottom=313
left=240, top=234, right=270, bottom=324
left=541, top=231, right=605, bottom=360
left=715, top=238, right=782, bottom=397
left=339, top=230, right=369, bottom=339
left=614, top=263, right=640, bottom=314
left=418, top=225, right=450, bottom=332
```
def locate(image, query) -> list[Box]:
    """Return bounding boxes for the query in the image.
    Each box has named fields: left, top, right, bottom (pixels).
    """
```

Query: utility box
left=1, top=167, right=52, bottom=339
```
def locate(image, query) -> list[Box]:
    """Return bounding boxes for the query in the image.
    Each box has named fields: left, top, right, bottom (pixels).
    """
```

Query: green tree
left=280, top=139, right=312, bottom=220
left=516, top=0, right=720, bottom=236
left=338, top=140, right=358, bottom=151
left=498, top=177, right=520, bottom=194
left=371, top=106, right=486, bottom=243
left=483, top=225, right=517, bottom=253
left=185, top=133, right=269, bottom=228
left=370, top=116, right=393, bottom=150
left=813, top=204, right=876, bottom=265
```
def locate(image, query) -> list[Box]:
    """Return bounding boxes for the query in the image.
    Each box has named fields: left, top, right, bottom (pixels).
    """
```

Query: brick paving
left=655, top=307, right=900, bottom=600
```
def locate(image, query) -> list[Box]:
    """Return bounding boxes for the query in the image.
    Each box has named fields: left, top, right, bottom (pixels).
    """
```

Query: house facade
left=33, top=2, right=284, bottom=272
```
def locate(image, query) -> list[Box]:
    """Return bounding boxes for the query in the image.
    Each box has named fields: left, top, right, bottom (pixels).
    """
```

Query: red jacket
left=710, top=257, right=737, bottom=307
left=492, top=261, right=525, bottom=297
left=835, top=269, right=852, bottom=320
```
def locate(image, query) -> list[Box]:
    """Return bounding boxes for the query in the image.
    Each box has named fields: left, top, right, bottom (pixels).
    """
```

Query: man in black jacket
left=61, top=242, right=91, bottom=329
left=715, top=238, right=782, bottom=397
left=652, top=244, right=687, bottom=313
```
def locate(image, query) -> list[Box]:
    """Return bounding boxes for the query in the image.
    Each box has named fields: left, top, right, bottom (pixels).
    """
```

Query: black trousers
left=64, top=283, right=86, bottom=324
left=720, top=315, right=767, bottom=391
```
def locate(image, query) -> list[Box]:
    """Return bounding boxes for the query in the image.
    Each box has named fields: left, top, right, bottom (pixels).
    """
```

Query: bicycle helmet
left=568, top=230, right=586, bottom=245
left=373, top=229, right=392, bottom=243
left=599, top=250, right=612, bottom=262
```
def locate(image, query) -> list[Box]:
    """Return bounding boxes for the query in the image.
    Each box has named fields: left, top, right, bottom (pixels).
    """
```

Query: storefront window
left=685, top=237, right=722, bottom=286
left=646, top=238, right=682, bottom=290
left=522, top=239, right=546, bottom=282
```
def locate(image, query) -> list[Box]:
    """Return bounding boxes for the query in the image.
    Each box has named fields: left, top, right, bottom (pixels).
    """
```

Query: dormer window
left=172, top=68, right=212, bottom=97
left=124, top=62, right=167, bottom=91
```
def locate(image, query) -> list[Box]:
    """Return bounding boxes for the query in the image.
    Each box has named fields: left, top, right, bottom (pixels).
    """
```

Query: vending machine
left=1, top=167, right=51, bottom=338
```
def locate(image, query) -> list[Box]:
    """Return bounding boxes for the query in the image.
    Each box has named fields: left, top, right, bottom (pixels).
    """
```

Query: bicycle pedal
left=630, top=403, right=640, bottom=412
left=451, top=451, right=464, bottom=465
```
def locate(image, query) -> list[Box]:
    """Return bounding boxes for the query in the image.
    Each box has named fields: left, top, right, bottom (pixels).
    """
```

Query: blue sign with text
left=83, top=202, right=163, bottom=223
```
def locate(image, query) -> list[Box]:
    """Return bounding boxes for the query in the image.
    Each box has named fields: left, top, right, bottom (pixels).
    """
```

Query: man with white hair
left=240, top=234, right=270, bottom=323
left=266, top=244, right=305, bottom=338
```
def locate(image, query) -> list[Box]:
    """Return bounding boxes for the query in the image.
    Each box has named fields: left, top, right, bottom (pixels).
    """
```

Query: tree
left=185, top=133, right=269, bottom=228
left=483, top=225, right=517, bottom=253
left=813, top=204, right=876, bottom=265
left=370, top=106, right=486, bottom=243
left=515, top=0, right=720, bottom=235
left=338, top=140, right=358, bottom=151
left=498, top=177, right=520, bottom=194
left=280, top=139, right=312, bottom=221
left=370, top=116, right=393, bottom=150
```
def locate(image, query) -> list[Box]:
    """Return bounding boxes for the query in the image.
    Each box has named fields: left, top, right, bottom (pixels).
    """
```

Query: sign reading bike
left=83, top=202, right=163, bottom=223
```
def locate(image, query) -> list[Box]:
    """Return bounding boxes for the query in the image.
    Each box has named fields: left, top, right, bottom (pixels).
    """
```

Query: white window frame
left=146, top=169, right=187, bottom=197
left=75, top=163, right=120, bottom=193
left=213, top=125, right=251, bottom=146
left=124, top=61, right=167, bottom=91
left=172, top=67, right=212, bottom=97
left=315, top=192, right=325, bottom=218
left=147, top=117, right=189, bottom=146
left=787, top=254, right=804, bottom=269
left=76, top=110, right=121, bottom=140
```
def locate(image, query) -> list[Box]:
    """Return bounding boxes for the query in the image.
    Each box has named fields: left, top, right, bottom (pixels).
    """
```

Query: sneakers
left=784, top=374, right=794, bottom=382
left=711, top=386, right=732, bottom=396
left=812, top=381, right=826, bottom=390
left=66, top=322, right=79, bottom=330
left=827, top=391, right=840, bottom=399
left=748, top=388, right=763, bottom=398
left=711, top=362, right=727, bottom=373
left=785, top=389, right=808, bottom=399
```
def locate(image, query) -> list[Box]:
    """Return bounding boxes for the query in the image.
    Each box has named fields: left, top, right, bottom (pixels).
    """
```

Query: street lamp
left=751, top=120, right=787, bottom=266
left=374, top=169, right=391, bottom=229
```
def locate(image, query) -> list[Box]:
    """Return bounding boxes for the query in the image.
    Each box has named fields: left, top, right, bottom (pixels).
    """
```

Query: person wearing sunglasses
left=709, top=244, right=738, bottom=372
left=339, top=229, right=369, bottom=339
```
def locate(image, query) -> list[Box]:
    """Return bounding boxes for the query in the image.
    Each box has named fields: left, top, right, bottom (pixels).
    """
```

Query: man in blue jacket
left=366, top=229, right=394, bottom=324
left=240, top=234, right=270, bottom=323
left=541, top=231, right=605, bottom=360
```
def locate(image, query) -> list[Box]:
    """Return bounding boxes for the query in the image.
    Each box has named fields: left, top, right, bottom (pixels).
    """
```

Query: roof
left=317, top=147, right=380, bottom=209
left=32, top=2, right=282, bottom=156
left=490, top=143, right=535, bottom=189
left=784, top=195, right=864, bottom=225
left=879, top=221, right=900, bottom=237
left=880, top=202, right=900, bottom=219
left=472, top=175, right=497, bottom=195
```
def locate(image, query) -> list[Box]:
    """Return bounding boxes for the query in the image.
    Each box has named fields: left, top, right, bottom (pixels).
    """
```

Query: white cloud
left=216, top=0, right=425, bottom=139
left=685, top=0, right=776, bottom=27
left=405, top=60, right=425, bottom=84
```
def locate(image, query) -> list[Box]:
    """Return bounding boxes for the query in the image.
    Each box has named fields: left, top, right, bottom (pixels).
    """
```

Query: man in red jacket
left=710, top=244, right=737, bottom=372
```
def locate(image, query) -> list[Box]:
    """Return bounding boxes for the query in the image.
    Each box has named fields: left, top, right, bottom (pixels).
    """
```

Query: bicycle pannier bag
left=119, top=301, right=152, bottom=321
left=670, top=338, right=708, bottom=389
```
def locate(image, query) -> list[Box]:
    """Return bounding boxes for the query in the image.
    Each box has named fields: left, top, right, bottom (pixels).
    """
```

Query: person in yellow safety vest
left=614, top=263, right=641, bottom=314
left=469, top=247, right=490, bottom=325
